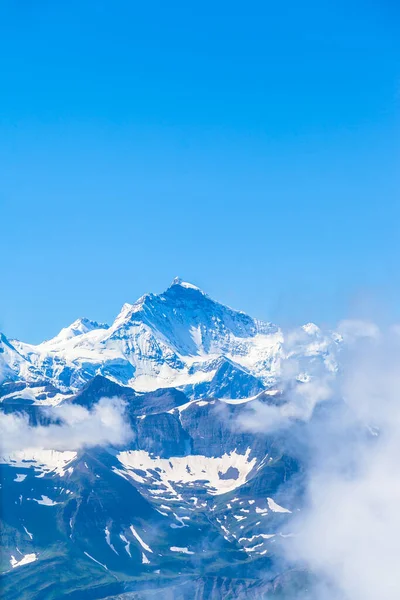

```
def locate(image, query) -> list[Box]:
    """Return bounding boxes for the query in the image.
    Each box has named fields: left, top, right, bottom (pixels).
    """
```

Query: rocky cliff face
left=0, top=375, right=308, bottom=599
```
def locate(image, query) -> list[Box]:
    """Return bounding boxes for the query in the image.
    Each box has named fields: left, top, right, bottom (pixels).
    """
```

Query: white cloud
left=336, top=319, right=380, bottom=342
left=238, top=323, right=400, bottom=599
left=238, top=378, right=332, bottom=434
left=0, top=397, right=132, bottom=454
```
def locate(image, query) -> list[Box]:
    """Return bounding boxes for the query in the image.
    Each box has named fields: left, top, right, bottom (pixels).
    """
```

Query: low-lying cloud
left=0, top=397, right=132, bottom=454
left=239, top=378, right=332, bottom=434
left=239, top=320, right=400, bottom=600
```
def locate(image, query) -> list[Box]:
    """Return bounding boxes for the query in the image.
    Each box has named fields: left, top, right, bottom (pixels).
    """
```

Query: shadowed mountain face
left=0, top=375, right=309, bottom=600
left=0, top=282, right=340, bottom=599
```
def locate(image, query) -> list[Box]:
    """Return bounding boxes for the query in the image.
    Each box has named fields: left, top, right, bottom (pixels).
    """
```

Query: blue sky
left=1, top=1, right=399, bottom=343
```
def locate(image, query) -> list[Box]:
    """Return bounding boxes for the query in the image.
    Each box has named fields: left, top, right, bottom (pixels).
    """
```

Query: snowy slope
left=0, top=333, right=42, bottom=385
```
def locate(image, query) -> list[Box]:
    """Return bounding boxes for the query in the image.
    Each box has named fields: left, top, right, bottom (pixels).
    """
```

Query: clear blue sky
left=1, top=1, right=399, bottom=343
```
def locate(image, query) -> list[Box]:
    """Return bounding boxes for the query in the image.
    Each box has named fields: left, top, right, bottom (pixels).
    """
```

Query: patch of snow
left=244, top=543, right=264, bottom=552
left=267, top=497, right=292, bottom=513
left=255, top=507, right=268, bottom=515
left=170, top=512, right=188, bottom=528
left=220, top=524, right=231, bottom=539
left=23, top=525, right=33, bottom=539
left=33, top=495, right=59, bottom=506
left=239, top=534, right=275, bottom=543
left=170, top=546, right=194, bottom=554
left=174, top=279, right=202, bottom=291
left=10, top=553, right=37, bottom=568
left=119, top=534, right=131, bottom=557
left=0, top=386, right=68, bottom=407
left=84, top=551, right=108, bottom=570
left=0, top=450, right=76, bottom=477
left=105, top=527, right=118, bottom=554
left=118, top=448, right=256, bottom=496
left=130, top=526, right=153, bottom=553
left=112, top=467, right=130, bottom=481
left=221, top=395, right=259, bottom=405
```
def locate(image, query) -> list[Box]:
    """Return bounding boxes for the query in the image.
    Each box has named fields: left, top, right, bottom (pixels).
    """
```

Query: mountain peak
left=169, top=277, right=204, bottom=293
left=0, top=278, right=339, bottom=404
left=172, top=276, right=183, bottom=285
left=42, top=317, right=109, bottom=346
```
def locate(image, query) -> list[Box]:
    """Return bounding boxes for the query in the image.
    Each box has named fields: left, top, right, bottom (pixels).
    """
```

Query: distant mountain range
left=0, top=280, right=341, bottom=599
left=0, top=278, right=339, bottom=403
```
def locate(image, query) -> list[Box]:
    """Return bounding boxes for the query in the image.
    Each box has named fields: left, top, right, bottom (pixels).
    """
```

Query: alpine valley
left=0, top=278, right=342, bottom=599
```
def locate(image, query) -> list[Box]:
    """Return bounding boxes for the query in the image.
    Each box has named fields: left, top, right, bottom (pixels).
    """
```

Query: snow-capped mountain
left=0, top=281, right=343, bottom=599
left=1, top=278, right=338, bottom=401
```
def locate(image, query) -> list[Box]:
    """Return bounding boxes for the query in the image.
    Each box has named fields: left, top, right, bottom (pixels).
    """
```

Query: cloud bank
left=0, top=397, right=132, bottom=454
left=239, top=321, right=400, bottom=600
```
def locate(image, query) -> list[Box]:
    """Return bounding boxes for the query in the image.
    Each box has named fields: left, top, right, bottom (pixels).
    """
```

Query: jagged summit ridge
left=44, top=317, right=110, bottom=345
left=170, top=276, right=203, bottom=290
left=1, top=279, right=336, bottom=399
